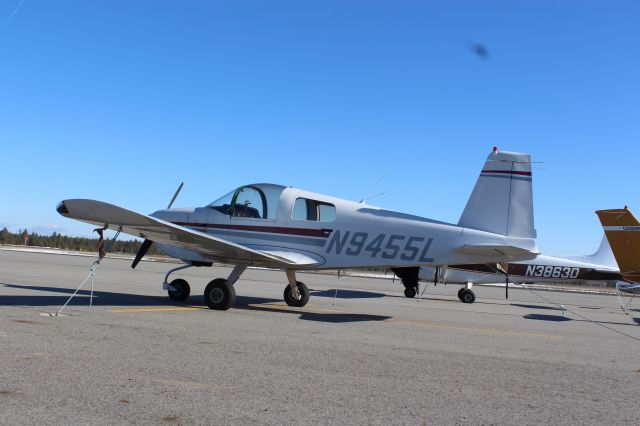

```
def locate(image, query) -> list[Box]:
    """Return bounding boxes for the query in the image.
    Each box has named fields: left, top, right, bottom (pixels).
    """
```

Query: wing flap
left=57, top=199, right=317, bottom=267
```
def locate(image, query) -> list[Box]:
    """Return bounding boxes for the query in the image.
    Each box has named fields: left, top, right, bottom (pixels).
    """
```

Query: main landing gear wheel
left=459, top=289, right=476, bottom=304
left=204, top=278, right=236, bottom=310
left=167, top=278, right=190, bottom=301
left=404, top=286, right=417, bottom=298
left=284, top=281, right=310, bottom=307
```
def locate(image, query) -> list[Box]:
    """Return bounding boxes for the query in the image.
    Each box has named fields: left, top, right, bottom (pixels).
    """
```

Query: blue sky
left=0, top=1, right=638, bottom=256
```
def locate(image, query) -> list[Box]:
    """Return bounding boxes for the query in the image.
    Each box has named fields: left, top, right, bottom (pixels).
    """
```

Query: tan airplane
left=596, top=207, right=640, bottom=311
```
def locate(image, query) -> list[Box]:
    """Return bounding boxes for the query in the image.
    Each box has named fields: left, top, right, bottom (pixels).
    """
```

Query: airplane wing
left=455, top=244, right=538, bottom=260
left=56, top=199, right=318, bottom=267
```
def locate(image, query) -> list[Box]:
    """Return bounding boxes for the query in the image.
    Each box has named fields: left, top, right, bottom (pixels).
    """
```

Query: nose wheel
left=167, top=278, right=191, bottom=301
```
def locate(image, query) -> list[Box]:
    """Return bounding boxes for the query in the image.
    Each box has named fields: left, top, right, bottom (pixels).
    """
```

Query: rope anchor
left=51, top=225, right=121, bottom=316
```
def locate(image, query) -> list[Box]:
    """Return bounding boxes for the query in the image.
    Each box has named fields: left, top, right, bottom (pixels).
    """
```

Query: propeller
left=131, top=238, right=153, bottom=269
left=131, top=182, right=184, bottom=269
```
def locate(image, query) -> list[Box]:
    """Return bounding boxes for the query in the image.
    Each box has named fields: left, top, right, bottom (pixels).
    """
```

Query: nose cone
left=150, top=208, right=195, bottom=224
left=56, top=201, right=69, bottom=215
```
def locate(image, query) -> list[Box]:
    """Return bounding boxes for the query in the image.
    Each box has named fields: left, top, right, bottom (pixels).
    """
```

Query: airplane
left=56, top=148, right=540, bottom=311
left=596, top=207, right=640, bottom=311
left=396, top=236, right=620, bottom=303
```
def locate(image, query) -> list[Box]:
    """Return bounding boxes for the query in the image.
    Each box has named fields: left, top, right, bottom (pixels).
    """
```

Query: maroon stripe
left=172, top=222, right=331, bottom=238
left=481, top=169, right=532, bottom=176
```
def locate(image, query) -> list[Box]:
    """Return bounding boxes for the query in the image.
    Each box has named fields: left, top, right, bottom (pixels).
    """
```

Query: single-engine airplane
left=57, top=148, right=539, bottom=311
left=596, top=207, right=640, bottom=311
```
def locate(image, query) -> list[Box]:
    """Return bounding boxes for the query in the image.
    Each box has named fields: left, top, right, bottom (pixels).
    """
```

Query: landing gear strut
left=392, top=267, right=420, bottom=299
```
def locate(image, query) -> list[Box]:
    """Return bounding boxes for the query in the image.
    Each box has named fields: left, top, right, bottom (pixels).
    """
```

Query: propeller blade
left=167, top=182, right=184, bottom=209
left=132, top=239, right=153, bottom=269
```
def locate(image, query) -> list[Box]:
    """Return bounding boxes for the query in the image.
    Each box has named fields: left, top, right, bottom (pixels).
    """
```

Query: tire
left=283, top=281, right=310, bottom=307
left=404, top=286, right=417, bottom=298
left=457, top=287, right=465, bottom=301
left=168, top=278, right=190, bottom=301
left=460, top=289, right=476, bottom=304
left=204, top=279, right=236, bottom=310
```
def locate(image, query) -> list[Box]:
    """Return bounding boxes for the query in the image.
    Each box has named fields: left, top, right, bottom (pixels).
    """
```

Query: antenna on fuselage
left=359, top=171, right=388, bottom=204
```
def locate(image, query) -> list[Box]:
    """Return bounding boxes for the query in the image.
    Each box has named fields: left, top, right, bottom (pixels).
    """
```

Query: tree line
left=0, top=228, right=160, bottom=255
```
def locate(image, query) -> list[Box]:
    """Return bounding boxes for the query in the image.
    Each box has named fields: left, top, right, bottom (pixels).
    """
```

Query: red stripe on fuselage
left=172, top=222, right=331, bottom=238
left=481, top=169, right=532, bottom=176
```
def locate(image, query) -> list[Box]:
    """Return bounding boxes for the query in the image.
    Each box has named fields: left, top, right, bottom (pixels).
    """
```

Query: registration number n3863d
left=525, top=265, right=580, bottom=279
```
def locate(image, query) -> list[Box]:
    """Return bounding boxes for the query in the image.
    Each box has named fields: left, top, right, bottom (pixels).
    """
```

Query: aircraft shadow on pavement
left=523, top=313, right=572, bottom=322
left=310, top=289, right=386, bottom=299
left=0, top=282, right=279, bottom=308
left=233, top=302, right=391, bottom=323
left=0, top=282, right=391, bottom=323
left=0, top=282, right=175, bottom=307
left=511, top=303, right=562, bottom=311
left=523, top=311, right=640, bottom=328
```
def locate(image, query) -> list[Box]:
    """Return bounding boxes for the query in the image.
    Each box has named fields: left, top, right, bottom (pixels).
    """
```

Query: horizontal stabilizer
left=455, top=244, right=538, bottom=260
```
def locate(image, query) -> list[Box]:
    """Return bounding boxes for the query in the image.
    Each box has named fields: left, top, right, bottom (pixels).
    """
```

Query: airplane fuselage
left=152, top=185, right=538, bottom=270
left=418, top=254, right=620, bottom=285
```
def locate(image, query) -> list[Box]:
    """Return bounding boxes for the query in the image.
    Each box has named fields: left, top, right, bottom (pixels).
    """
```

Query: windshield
left=208, top=189, right=235, bottom=216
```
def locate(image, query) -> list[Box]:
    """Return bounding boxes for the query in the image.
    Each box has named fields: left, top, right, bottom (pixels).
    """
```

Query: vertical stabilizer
left=596, top=208, right=640, bottom=282
left=584, top=235, right=617, bottom=268
left=458, top=148, right=536, bottom=239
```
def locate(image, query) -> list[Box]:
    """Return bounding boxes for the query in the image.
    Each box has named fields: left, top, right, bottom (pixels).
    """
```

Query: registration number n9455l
left=325, top=231, right=434, bottom=262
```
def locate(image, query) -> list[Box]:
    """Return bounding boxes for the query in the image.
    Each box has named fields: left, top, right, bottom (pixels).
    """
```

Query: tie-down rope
left=53, top=226, right=121, bottom=316
left=487, top=264, right=640, bottom=344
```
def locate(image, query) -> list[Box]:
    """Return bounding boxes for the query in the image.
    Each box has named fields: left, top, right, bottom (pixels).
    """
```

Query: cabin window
left=208, top=184, right=283, bottom=220
left=232, top=186, right=265, bottom=218
left=292, top=198, right=336, bottom=222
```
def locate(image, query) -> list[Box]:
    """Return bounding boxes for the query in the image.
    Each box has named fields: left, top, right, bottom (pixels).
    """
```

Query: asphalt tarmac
left=1, top=249, right=639, bottom=425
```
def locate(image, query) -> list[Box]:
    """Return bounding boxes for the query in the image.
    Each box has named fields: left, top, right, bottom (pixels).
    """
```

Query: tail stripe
left=481, top=169, right=532, bottom=176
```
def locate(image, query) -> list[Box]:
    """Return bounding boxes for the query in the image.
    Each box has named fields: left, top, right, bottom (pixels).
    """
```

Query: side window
left=292, top=198, right=307, bottom=221
left=291, top=198, right=336, bottom=222
left=318, top=203, right=336, bottom=222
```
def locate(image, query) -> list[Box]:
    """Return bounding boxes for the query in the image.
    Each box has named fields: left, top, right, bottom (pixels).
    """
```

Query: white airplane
left=596, top=207, right=640, bottom=310
left=56, top=148, right=539, bottom=311
left=399, top=236, right=620, bottom=303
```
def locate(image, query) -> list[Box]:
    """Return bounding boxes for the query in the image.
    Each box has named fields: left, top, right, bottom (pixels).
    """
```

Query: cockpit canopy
left=208, top=184, right=285, bottom=220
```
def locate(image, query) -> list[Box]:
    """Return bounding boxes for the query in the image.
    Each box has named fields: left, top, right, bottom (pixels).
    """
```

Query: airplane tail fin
left=583, top=235, right=617, bottom=268
left=458, top=147, right=536, bottom=239
left=595, top=208, right=640, bottom=282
